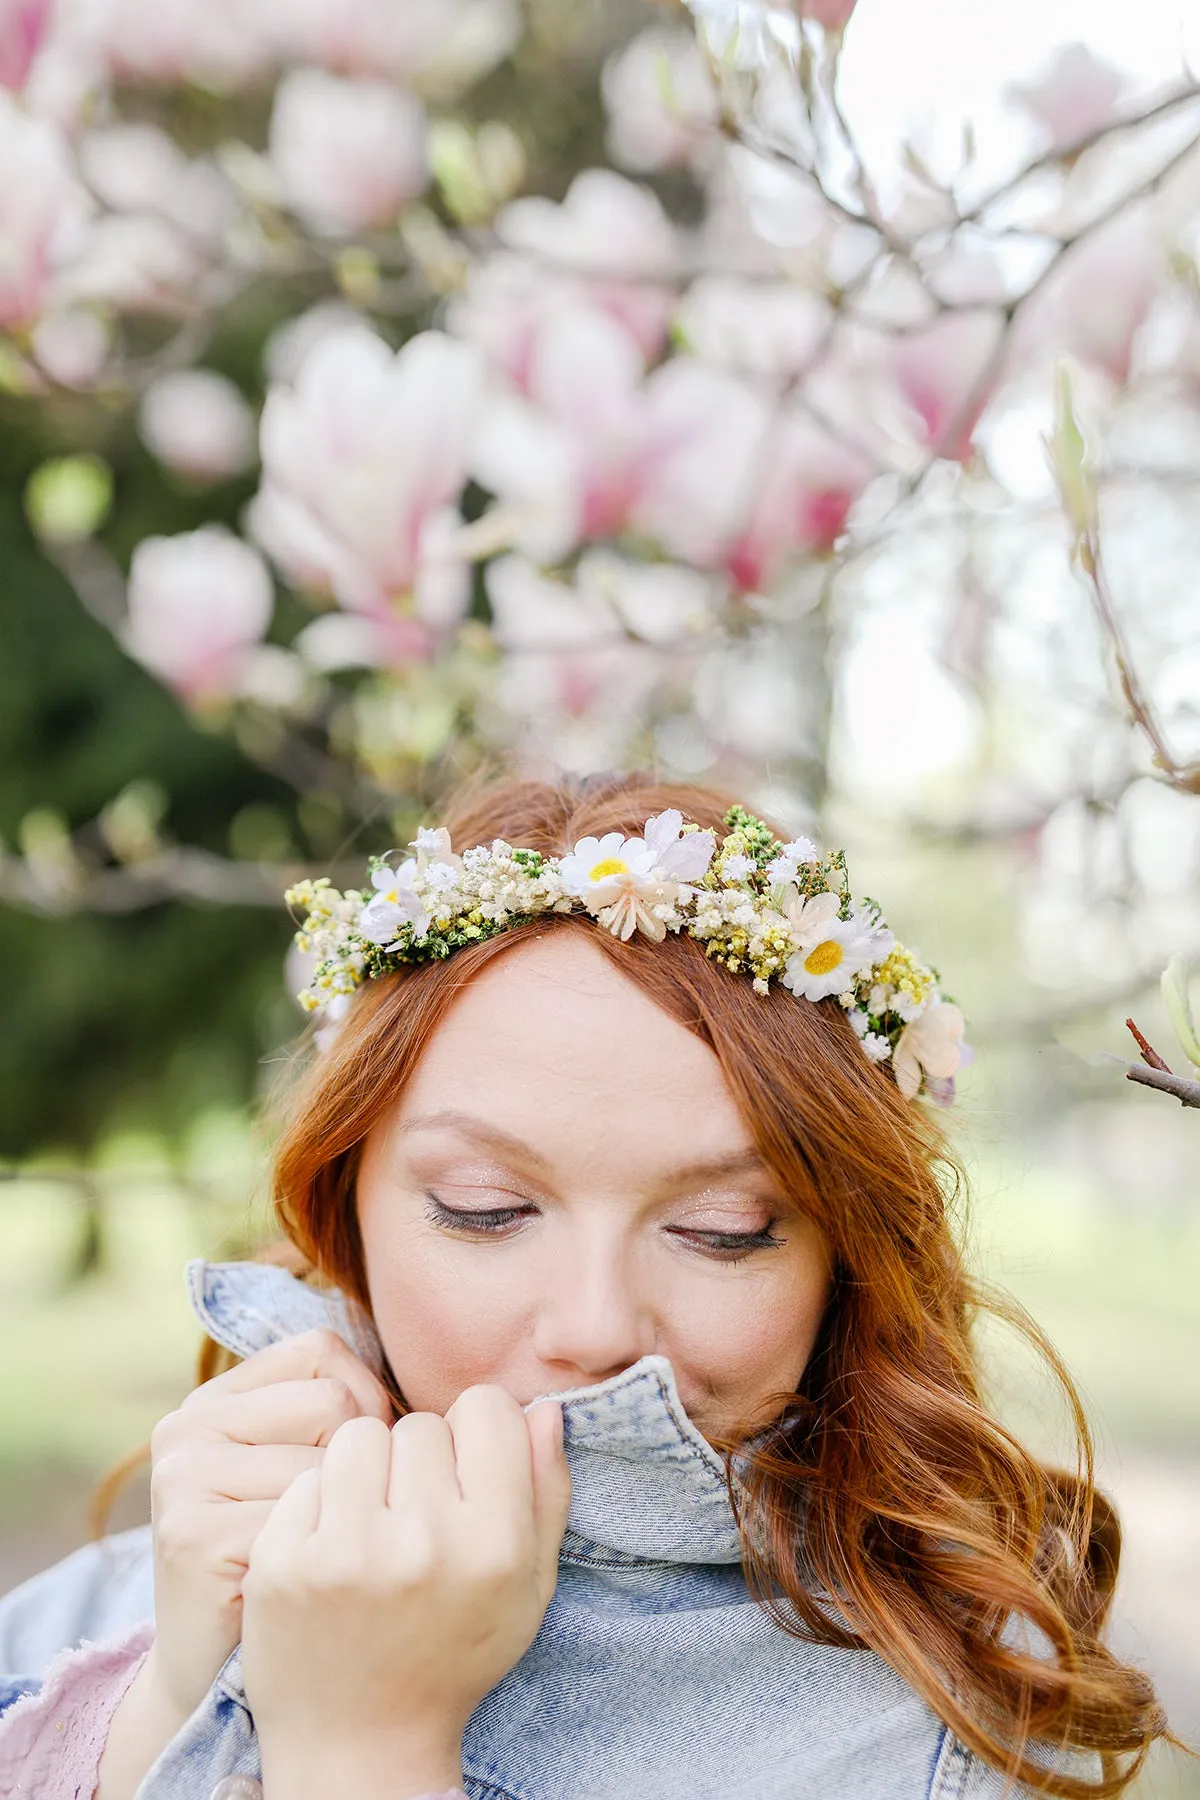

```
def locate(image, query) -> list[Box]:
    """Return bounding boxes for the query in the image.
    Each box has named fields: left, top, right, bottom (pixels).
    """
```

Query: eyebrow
left=396, top=1109, right=768, bottom=1186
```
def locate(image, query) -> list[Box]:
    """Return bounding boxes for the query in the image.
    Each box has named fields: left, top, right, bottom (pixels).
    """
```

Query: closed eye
left=423, top=1193, right=783, bottom=1263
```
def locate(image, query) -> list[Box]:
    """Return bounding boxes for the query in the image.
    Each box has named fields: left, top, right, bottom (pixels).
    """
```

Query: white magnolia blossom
left=124, top=526, right=274, bottom=700
left=268, top=68, right=429, bottom=234
left=600, top=25, right=719, bottom=174
left=139, top=370, right=257, bottom=481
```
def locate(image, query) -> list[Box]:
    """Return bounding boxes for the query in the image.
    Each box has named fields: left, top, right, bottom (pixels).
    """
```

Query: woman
left=0, top=771, right=1172, bottom=1799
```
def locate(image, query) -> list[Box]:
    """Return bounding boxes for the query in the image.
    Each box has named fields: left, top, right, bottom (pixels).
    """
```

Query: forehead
left=394, top=930, right=756, bottom=1167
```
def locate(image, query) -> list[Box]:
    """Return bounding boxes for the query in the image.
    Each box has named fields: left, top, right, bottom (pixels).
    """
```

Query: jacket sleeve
left=0, top=1620, right=154, bottom=1800
left=0, top=1526, right=154, bottom=1684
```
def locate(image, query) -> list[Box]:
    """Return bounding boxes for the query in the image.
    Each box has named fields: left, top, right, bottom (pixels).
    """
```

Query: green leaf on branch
left=1045, top=362, right=1099, bottom=552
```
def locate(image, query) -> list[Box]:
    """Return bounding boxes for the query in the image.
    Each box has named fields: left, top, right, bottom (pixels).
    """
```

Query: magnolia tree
left=3, top=0, right=1200, bottom=1106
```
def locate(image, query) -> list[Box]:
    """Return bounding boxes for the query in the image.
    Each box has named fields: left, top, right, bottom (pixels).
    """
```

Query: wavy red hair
left=112, top=769, right=1176, bottom=1795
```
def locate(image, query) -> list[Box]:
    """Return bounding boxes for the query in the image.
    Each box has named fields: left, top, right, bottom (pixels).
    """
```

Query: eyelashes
left=421, top=1192, right=783, bottom=1264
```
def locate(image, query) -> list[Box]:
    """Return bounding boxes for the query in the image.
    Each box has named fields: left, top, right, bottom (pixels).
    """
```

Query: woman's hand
left=146, top=1327, right=393, bottom=1723
left=240, top=1386, right=571, bottom=1800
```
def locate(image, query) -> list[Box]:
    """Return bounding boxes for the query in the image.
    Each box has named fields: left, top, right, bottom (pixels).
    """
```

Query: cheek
left=666, top=1240, right=831, bottom=1404
left=359, top=1210, right=528, bottom=1413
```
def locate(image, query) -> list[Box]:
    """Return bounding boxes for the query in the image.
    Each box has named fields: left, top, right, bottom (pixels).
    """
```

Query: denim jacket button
left=209, top=1780, right=264, bottom=1800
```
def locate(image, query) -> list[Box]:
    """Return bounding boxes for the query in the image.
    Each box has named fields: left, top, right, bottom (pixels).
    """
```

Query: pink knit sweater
left=0, top=1630, right=468, bottom=1800
left=0, top=1621, right=154, bottom=1799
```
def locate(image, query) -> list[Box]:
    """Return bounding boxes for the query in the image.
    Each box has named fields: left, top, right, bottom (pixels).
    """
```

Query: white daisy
left=558, top=817, right=704, bottom=944
left=862, top=1033, right=892, bottom=1064
left=557, top=831, right=660, bottom=905
left=781, top=894, right=880, bottom=1003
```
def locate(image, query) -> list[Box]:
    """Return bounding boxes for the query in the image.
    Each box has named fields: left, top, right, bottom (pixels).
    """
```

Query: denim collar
left=186, top=1258, right=746, bottom=1567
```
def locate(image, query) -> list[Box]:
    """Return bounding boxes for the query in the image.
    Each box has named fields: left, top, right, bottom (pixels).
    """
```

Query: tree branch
left=1110, top=1058, right=1200, bottom=1108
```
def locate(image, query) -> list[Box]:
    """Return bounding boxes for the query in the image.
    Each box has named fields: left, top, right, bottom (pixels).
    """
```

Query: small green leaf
left=1045, top=362, right=1099, bottom=543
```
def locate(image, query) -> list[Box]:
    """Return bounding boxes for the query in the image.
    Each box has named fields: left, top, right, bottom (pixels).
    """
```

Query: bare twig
left=1125, top=1017, right=1173, bottom=1071
left=957, top=82, right=1200, bottom=226
left=1074, top=525, right=1200, bottom=795
left=1113, top=1059, right=1200, bottom=1108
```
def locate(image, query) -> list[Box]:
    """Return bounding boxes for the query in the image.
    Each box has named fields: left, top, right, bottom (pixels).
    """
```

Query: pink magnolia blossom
left=125, top=526, right=274, bottom=701
left=673, top=275, right=831, bottom=380
left=1020, top=212, right=1160, bottom=387
left=600, top=25, right=719, bottom=174
left=884, top=309, right=1007, bottom=463
left=30, top=307, right=109, bottom=386
left=493, top=631, right=662, bottom=773
left=0, top=0, right=52, bottom=90
left=269, top=0, right=515, bottom=88
left=488, top=548, right=715, bottom=652
left=79, top=124, right=236, bottom=241
left=469, top=169, right=679, bottom=374
left=1007, top=43, right=1125, bottom=152
left=254, top=325, right=481, bottom=636
left=471, top=306, right=739, bottom=561
left=91, top=0, right=276, bottom=88
left=449, top=252, right=672, bottom=394
left=721, top=413, right=874, bottom=588
left=60, top=124, right=236, bottom=315
left=0, top=96, right=88, bottom=330
left=473, top=304, right=866, bottom=588
left=268, top=69, right=428, bottom=235
left=139, top=370, right=257, bottom=482
left=796, top=0, right=857, bottom=31
left=487, top=553, right=618, bottom=652
left=58, top=214, right=208, bottom=316
left=271, top=0, right=518, bottom=92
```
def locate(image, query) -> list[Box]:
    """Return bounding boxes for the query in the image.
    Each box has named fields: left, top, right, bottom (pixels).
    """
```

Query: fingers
left=187, top=1329, right=393, bottom=1425
left=153, top=1496, right=279, bottom=1579
left=154, top=1442, right=325, bottom=1504
left=247, top=1466, right=323, bottom=1571
left=166, top=1378, right=370, bottom=1450
left=444, top=1386, right=534, bottom=1516
left=385, top=1412, right=460, bottom=1514
left=526, top=1400, right=572, bottom=1566
left=313, top=1417, right=392, bottom=1541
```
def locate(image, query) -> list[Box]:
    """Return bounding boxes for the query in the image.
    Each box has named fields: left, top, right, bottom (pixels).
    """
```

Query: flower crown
left=286, top=806, right=968, bottom=1102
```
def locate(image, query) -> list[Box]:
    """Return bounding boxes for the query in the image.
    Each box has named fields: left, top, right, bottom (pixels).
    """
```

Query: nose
left=531, top=1228, right=654, bottom=1384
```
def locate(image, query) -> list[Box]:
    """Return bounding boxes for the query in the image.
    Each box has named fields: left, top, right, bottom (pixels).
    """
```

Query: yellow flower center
left=589, top=857, right=629, bottom=880
left=804, top=939, right=843, bottom=976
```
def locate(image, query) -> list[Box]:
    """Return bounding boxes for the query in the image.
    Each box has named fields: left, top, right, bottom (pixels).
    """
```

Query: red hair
left=131, top=770, right=1177, bottom=1794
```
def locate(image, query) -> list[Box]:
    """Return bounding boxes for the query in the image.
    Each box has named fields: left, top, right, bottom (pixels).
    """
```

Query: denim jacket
left=0, top=1258, right=1094, bottom=1799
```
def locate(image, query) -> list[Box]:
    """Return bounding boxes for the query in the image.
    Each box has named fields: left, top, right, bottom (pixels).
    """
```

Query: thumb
left=527, top=1401, right=571, bottom=1590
